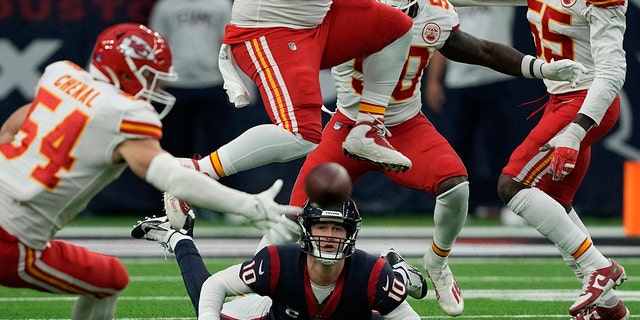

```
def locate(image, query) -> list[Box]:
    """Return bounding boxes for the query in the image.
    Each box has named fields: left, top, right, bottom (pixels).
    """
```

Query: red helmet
left=90, top=23, right=178, bottom=118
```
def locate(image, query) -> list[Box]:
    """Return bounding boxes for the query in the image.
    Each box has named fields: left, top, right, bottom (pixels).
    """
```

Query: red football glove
left=539, top=123, right=587, bottom=181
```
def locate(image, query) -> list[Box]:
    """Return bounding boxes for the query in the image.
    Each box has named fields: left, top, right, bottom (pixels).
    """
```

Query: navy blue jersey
left=239, top=244, right=408, bottom=320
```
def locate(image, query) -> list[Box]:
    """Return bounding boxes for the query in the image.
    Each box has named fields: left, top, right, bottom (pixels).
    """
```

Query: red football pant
left=290, top=110, right=468, bottom=207
left=0, top=226, right=128, bottom=297
left=503, top=90, right=620, bottom=205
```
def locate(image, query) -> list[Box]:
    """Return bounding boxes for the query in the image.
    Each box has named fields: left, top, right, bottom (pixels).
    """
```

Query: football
left=304, top=162, right=352, bottom=208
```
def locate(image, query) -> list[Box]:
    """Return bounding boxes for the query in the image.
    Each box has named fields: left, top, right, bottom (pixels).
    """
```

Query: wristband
left=521, top=55, right=545, bottom=79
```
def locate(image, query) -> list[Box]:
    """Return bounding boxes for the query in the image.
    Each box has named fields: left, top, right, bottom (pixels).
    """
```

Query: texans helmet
left=298, top=198, right=362, bottom=265
left=89, top=23, right=178, bottom=119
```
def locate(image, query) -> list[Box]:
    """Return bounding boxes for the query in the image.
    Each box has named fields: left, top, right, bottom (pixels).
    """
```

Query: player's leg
left=196, top=29, right=323, bottom=179
left=0, top=229, right=128, bottom=320
left=131, top=214, right=213, bottom=315
left=385, top=113, right=467, bottom=316
left=498, top=92, right=625, bottom=314
left=322, top=0, right=414, bottom=171
left=560, top=209, right=628, bottom=319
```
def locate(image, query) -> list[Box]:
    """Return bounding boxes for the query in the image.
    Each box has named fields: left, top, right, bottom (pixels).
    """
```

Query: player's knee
left=497, top=173, right=523, bottom=204
left=435, top=176, right=468, bottom=196
left=107, top=258, right=129, bottom=290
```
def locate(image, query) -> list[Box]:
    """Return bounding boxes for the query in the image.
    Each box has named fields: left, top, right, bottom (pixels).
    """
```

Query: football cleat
left=569, top=259, right=627, bottom=315
left=164, top=192, right=195, bottom=232
left=131, top=215, right=181, bottom=253
left=424, top=255, right=464, bottom=316
left=381, top=248, right=428, bottom=299
left=342, top=121, right=411, bottom=172
left=571, top=300, right=630, bottom=320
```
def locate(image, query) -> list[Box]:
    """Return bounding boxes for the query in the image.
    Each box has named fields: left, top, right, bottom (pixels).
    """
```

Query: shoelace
left=580, top=271, right=595, bottom=293
left=369, top=114, right=393, bottom=139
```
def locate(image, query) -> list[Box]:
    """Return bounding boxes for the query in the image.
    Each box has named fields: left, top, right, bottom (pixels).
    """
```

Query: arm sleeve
left=198, top=264, right=253, bottom=320
left=145, top=152, right=260, bottom=217
left=382, top=301, right=420, bottom=320
left=578, top=4, right=626, bottom=126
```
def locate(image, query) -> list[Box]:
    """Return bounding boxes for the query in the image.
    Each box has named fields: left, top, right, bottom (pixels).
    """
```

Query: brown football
left=304, top=162, right=352, bottom=208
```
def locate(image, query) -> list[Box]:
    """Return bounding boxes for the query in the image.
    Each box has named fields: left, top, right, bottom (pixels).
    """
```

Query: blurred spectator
left=149, top=0, right=235, bottom=157
left=425, top=6, right=525, bottom=220
left=150, top=0, right=240, bottom=220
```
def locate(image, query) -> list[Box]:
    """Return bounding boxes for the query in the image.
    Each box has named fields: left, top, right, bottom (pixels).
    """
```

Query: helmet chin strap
left=310, top=244, right=344, bottom=265
left=314, top=254, right=341, bottom=266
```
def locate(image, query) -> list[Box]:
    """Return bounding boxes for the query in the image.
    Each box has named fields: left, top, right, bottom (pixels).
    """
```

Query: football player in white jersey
left=188, top=0, right=417, bottom=182
left=0, top=23, right=299, bottom=320
left=278, top=0, right=587, bottom=316
left=496, top=0, right=629, bottom=318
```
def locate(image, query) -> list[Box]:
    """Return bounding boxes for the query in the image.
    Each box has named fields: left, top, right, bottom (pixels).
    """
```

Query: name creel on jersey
left=0, top=60, right=163, bottom=250
left=332, top=0, right=459, bottom=127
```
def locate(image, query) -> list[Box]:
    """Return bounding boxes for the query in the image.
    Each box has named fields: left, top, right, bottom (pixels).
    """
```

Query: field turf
left=1, top=257, right=638, bottom=319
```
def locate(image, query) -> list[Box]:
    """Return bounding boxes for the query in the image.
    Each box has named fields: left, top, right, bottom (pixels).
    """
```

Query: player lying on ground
left=132, top=198, right=429, bottom=319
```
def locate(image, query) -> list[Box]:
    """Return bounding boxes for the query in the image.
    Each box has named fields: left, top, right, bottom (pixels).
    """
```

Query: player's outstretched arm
left=439, top=29, right=586, bottom=86
left=116, top=138, right=302, bottom=229
left=199, top=264, right=251, bottom=320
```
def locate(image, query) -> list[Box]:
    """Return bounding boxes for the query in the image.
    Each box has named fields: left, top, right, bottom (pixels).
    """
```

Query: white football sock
left=424, top=181, right=469, bottom=269
left=360, top=29, right=411, bottom=107
left=433, top=181, right=469, bottom=252
left=72, top=292, right=120, bottom=320
left=507, top=188, right=608, bottom=271
left=169, top=233, right=193, bottom=252
left=558, top=208, right=590, bottom=279
left=197, top=124, right=317, bottom=178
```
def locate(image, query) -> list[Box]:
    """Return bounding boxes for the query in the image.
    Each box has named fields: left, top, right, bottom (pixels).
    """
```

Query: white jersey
left=230, top=0, right=332, bottom=29
left=0, top=61, right=163, bottom=249
left=527, top=0, right=627, bottom=125
left=332, top=0, right=459, bottom=126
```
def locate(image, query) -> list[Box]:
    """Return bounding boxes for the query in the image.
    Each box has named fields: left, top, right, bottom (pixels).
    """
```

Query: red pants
left=289, top=110, right=467, bottom=207
left=503, top=91, right=620, bottom=205
left=0, top=226, right=128, bottom=297
left=223, top=0, right=413, bottom=144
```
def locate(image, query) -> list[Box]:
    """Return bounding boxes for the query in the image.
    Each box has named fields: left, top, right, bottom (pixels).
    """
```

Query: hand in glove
left=243, top=179, right=303, bottom=231
left=541, top=59, right=588, bottom=88
left=264, top=213, right=301, bottom=245
left=521, top=55, right=588, bottom=88
left=539, top=123, right=587, bottom=181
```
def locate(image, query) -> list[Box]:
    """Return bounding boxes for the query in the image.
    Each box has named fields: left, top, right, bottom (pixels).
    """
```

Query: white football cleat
left=424, top=254, right=464, bottom=316
left=569, top=259, right=627, bottom=315
left=131, top=215, right=178, bottom=252
left=342, top=121, right=411, bottom=172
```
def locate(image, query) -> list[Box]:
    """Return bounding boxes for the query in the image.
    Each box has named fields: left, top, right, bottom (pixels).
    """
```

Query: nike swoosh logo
left=382, top=276, right=389, bottom=291
left=595, top=274, right=609, bottom=289
left=258, top=260, right=265, bottom=275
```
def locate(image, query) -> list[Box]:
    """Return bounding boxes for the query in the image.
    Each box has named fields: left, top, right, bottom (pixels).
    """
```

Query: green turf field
left=1, top=257, right=637, bottom=319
